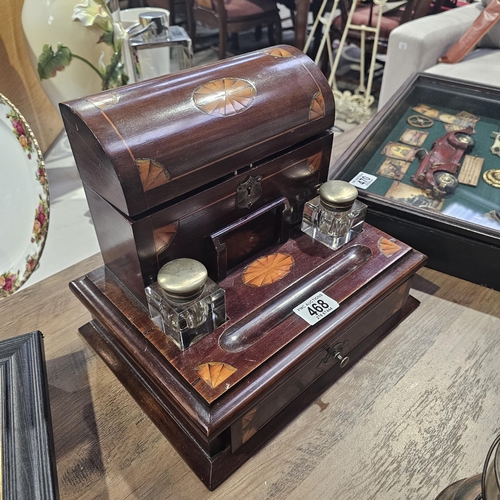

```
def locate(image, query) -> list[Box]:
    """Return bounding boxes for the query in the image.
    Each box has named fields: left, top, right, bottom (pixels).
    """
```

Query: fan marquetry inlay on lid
left=262, top=47, right=293, bottom=58
left=136, top=158, right=171, bottom=191
left=307, top=152, right=322, bottom=173
left=153, top=222, right=178, bottom=253
left=242, top=253, right=294, bottom=287
left=309, top=91, right=325, bottom=121
left=378, top=237, right=401, bottom=257
left=196, top=362, right=237, bottom=388
left=193, top=78, right=256, bottom=117
left=86, top=92, right=119, bottom=110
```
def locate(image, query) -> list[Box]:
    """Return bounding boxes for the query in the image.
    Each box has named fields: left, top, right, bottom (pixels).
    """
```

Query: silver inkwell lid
left=319, top=180, right=358, bottom=212
left=157, top=258, right=208, bottom=302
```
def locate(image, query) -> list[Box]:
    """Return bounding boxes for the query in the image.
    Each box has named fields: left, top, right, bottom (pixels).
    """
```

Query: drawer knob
left=319, top=342, right=350, bottom=368
left=334, top=351, right=349, bottom=368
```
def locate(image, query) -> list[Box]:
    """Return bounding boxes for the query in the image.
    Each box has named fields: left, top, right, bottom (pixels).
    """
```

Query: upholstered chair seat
left=193, top=0, right=282, bottom=58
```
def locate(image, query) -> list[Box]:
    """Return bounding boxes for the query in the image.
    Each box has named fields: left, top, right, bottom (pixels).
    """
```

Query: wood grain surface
left=0, top=0, right=62, bottom=152
left=1, top=251, right=500, bottom=499
left=1, top=128, right=499, bottom=498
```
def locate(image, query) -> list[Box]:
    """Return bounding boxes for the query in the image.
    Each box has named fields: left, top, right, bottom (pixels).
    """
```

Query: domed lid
left=157, top=258, right=208, bottom=301
left=319, top=180, right=358, bottom=211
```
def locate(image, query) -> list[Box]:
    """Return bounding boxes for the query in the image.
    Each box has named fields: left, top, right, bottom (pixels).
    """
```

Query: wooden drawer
left=230, top=279, right=411, bottom=452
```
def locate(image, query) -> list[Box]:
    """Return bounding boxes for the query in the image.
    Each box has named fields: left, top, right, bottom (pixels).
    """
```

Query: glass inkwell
left=301, top=180, right=367, bottom=250
left=146, top=258, right=226, bottom=350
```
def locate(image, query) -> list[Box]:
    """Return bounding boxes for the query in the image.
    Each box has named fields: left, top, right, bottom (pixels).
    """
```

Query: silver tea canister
left=125, top=10, right=193, bottom=82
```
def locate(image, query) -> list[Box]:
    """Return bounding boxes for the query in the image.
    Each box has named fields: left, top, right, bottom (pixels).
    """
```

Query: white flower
left=112, top=21, right=126, bottom=51
left=72, top=0, right=113, bottom=33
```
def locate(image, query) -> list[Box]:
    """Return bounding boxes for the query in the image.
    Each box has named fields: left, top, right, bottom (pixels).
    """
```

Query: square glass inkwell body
left=302, top=180, right=367, bottom=250
left=146, top=258, right=226, bottom=350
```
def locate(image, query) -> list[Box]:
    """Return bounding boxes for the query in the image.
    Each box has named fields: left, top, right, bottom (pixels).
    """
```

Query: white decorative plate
left=0, top=94, right=49, bottom=298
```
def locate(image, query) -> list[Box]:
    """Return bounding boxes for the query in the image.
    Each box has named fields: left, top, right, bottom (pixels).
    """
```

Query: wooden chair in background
left=306, top=0, right=433, bottom=92
left=304, top=0, right=431, bottom=123
left=145, top=0, right=188, bottom=27
left=331, top=0, right=432, bottom=55
left=191, top=0, right=283, bottom=58
left=125, top=0, right=283, bottom=60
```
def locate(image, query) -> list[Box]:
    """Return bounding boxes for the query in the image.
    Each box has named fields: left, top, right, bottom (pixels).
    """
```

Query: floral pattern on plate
left=6, top=106, right=36, bottom=159
left=0, top=94, right=49, bottom=298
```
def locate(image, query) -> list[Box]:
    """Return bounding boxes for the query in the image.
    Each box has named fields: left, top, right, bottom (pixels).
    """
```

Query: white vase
left=21, top=0, right=114, bottom=109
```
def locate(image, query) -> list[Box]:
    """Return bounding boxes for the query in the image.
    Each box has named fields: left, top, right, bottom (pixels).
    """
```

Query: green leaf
left=102, top=51, right=126, bottom=90
left=98, top=30, right=114, bottom=47
left=37, top=44, right=72, bottom=80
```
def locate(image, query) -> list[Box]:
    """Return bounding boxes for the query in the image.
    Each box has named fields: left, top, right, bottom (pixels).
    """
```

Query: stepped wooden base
left=70, top=227, right=426, bottom=490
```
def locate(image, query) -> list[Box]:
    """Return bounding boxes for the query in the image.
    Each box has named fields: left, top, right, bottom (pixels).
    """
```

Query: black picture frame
left=0, top=330, right=59, bottom=499
left=330, top=73, right=500, bottom=290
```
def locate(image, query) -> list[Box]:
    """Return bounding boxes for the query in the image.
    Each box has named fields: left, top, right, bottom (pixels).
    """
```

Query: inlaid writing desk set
left=61, top=45, right=426, bottom=489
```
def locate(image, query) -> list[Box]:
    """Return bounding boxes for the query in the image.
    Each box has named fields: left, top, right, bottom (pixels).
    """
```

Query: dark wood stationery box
left=61, top=46, right=426, bottom=489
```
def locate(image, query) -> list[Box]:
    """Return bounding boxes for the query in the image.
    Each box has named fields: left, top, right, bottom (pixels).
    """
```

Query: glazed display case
left=330, top=73, right=500, bottom=290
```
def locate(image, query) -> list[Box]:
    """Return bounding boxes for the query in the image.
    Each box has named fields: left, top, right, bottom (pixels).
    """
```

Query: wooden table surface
left=2, top=129, right=500, bottom=499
